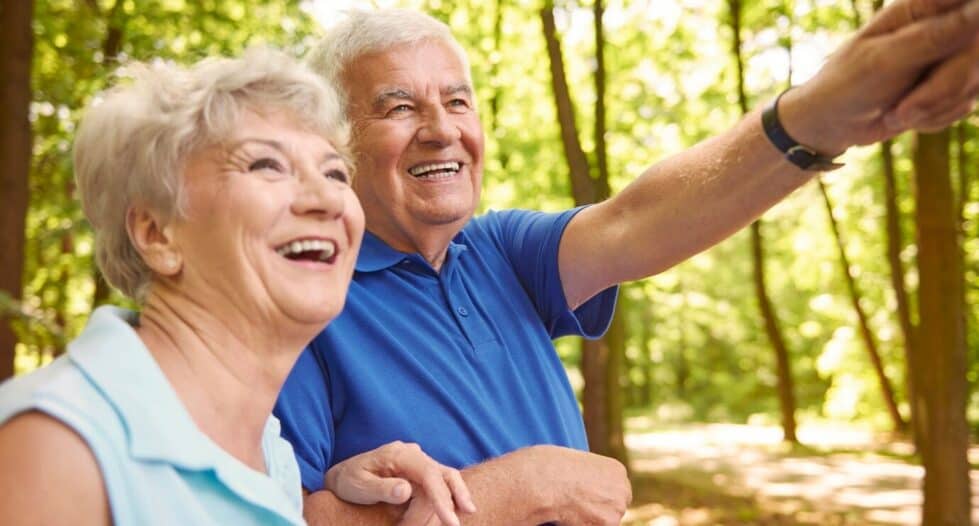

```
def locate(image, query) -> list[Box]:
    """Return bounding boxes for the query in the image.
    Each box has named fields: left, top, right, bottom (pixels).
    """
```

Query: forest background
left=1, top=0, right=975, bottom=523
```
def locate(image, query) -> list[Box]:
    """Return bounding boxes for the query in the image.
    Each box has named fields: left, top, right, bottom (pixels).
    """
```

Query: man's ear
left=127, top=205, right=182, bottom=276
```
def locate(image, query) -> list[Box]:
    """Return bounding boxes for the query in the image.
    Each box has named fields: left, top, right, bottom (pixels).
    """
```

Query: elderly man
left=275, top=0, right=979, bottom=524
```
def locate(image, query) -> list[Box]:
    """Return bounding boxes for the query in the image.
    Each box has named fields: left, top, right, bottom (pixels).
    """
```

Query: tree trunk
left=880, top=139, right=923, bottom=452
left=540, top=4, right=594, bottom=205
left=728, top=0, right=798, bottom=443
left=751, top=222, right=798, bottom=442
left=591, top=0, right=626, bottom=466
left=0, top=0, right=35, bottom=381
left=912, top=130, right=971, bottom=525
left=540, top=2, right=627, bottom=465
left=817, top=178, right=906, bottom=433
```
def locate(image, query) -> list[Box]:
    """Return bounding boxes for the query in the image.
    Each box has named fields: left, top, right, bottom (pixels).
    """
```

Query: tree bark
left=0, top=0, right=35, bottom=381
left=728, top=0, right=798, bottom=443
left=817, top=178, right=906, bottom=433
left=912, top=130, right=971, bottom=525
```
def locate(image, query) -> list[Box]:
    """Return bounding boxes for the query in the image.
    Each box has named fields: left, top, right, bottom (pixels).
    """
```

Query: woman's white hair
left=74, top=47, right=349, bottom=300
left=307, top=8, right=472, bottom=112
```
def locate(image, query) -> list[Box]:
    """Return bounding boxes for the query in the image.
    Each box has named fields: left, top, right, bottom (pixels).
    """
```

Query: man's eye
left=388, top=104, right=412, bottom=115
left=448, top=98, right=468, bottom=107
left=248, top=158, right=285, bottom=172
left=325, top=168, right=350, bottom=184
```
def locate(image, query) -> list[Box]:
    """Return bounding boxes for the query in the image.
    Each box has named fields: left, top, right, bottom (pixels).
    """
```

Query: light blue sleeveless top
left=0, top=306, right=306, bottom=525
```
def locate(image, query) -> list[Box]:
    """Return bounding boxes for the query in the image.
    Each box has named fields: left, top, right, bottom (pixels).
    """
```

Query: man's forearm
left=456, top=447, right=556, bottom=525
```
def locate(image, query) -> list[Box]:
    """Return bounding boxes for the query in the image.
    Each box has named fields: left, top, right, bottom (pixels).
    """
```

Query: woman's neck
left=135, top=285, right=307, bottom=472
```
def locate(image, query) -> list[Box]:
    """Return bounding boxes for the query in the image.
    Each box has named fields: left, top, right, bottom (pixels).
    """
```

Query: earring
left=165, top=256, right=178, bottom=271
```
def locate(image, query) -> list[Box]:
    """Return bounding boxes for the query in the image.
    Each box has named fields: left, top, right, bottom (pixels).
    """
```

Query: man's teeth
left=408, top=161, right=461, bottom=178
left=275, top=239, right=336, bottom=260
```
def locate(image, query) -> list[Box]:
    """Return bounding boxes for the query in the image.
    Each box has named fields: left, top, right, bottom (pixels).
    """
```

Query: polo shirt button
left=457, top=306, right=469, bottom=317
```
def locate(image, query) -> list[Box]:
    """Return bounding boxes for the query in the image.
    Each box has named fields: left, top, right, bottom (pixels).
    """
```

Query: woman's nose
left=292, top=168, right=346, bottom=219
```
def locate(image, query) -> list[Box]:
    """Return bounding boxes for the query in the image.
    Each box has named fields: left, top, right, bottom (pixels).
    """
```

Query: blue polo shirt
left=274, top=208, right=617, bottom=492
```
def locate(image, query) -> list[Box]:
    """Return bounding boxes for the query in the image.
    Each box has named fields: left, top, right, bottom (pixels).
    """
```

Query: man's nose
left=416, top=106, right=461, bottom=147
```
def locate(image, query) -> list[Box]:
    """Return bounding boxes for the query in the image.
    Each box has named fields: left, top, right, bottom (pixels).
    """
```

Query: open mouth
left=275, top=238, right=337, bottom=264
left=407, top=161, right=462, bottom=181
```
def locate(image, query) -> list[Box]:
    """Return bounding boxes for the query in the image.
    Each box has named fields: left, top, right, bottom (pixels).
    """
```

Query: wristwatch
left=762, top=89, right=844, bottom=172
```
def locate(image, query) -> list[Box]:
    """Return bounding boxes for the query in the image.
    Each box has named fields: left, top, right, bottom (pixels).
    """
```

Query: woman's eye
left=324, top=168, right=350, bottom=184
left=248, top=157, right=285, bottom=172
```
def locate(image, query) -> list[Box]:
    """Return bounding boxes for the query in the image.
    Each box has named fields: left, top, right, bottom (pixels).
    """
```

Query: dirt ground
left=622, top=420, right=979, bottom=525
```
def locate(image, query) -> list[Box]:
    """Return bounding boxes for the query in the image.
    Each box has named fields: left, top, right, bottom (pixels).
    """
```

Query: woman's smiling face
left=170, top=109, right=364, bottom=329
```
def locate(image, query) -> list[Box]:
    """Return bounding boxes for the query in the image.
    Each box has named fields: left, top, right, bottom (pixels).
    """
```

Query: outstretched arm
left=304, top=445, right=631, bottom=526
left=560, top=0, right=979, bottom=308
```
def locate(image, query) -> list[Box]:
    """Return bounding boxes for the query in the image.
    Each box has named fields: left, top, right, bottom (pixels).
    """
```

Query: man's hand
left=326, top=441, right=477, bottom=526
left=781, top=0, right=979, bottom=154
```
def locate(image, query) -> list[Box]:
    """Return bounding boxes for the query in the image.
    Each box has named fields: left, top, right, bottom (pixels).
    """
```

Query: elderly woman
left=0, top=48, right=473, bottom=526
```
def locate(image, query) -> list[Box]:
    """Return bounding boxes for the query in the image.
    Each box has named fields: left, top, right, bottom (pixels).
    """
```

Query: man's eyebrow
left=442, top=84, right=473, bottom=97
left=372, top=88, right=413, bottom=110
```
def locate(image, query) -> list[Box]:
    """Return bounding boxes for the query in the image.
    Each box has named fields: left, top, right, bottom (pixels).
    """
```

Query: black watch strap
left=762, top=90, right=844, bottom=172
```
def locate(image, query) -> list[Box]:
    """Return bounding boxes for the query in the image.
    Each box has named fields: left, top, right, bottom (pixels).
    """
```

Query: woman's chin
left=281, top=299, right=343, bottom=332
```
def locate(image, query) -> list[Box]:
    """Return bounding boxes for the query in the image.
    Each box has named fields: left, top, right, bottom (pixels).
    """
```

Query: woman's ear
left=127, top=206, right=182, bottom=276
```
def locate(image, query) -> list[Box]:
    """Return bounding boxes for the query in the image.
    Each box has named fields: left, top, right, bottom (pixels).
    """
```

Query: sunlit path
left=624, top=420, right=979, bottom=525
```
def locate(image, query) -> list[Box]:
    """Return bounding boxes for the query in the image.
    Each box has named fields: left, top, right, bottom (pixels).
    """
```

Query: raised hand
left=779, top=0, right=979, bottom=154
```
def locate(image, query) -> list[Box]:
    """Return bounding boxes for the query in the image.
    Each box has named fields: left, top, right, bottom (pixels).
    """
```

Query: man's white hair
left=74, top=47, right=349, bottom=300
left=306, top=8, right=472, bottom=112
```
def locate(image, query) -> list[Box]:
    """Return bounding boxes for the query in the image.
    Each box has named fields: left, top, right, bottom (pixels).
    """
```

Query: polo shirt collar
left=68, top=306, right=213, bottom=467
left=356, top=230, right=469, bottom=273
left=67, top=306, right=302, bottom=523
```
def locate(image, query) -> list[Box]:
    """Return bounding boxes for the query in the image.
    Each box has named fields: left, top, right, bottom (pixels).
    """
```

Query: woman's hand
left=325, top=441, right=477, bottom=526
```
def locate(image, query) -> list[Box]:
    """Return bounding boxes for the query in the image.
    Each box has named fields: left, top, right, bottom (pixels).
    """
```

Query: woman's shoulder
left=0, top=409, right=112, bottom=525
left=0, top=337, right=133, bottom=525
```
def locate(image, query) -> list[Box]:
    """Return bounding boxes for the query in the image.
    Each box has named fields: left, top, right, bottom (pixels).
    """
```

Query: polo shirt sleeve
left=273, top=343, right=335, bottom=492
left=487, top=207, right=618, bottom=339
